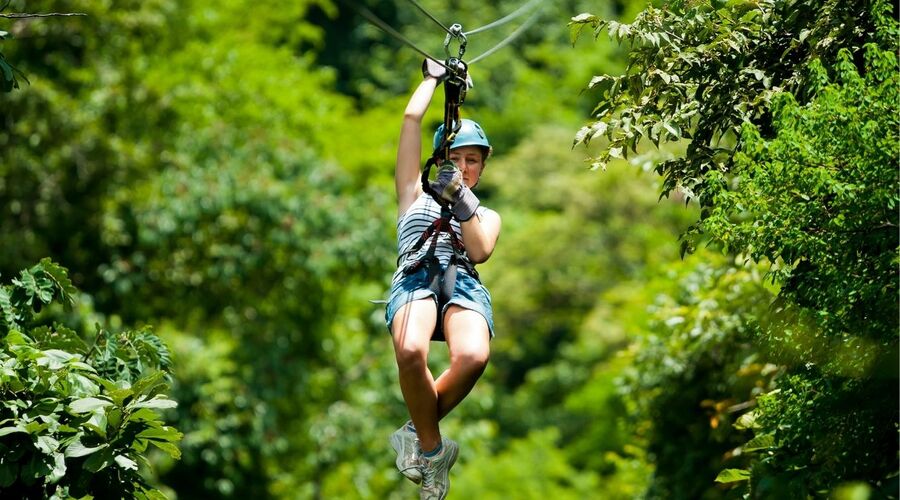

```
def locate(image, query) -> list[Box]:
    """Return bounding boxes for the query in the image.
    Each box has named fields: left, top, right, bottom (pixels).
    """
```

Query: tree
left=0, top=3, right=85, bottom=92
left=573, top=0, right=898, bottom=496
left=0, top=259, right=180, bottom=499
left=710, top=44, right=899, bottom=497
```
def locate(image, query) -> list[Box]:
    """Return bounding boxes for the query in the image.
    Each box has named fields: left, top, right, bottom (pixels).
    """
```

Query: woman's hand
left=422, top=58, right=447, bottom=82
left=430, top=161, right=480, bottom=221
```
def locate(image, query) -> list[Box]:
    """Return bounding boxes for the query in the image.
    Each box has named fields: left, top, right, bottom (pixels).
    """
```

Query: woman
left=385, top=59, right=501, bottom=500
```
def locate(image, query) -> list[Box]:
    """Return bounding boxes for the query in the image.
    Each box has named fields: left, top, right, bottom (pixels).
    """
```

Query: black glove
left=429, top=161, right=480, bottom=221
left=422, top=58, right=448, bottom=82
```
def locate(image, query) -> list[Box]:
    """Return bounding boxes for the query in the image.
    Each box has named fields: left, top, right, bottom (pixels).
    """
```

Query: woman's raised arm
left=396, top=73, right=441, bottom=217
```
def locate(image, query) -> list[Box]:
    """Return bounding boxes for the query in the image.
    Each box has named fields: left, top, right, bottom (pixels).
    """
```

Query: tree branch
left=0, top=13, right=86, bottom=19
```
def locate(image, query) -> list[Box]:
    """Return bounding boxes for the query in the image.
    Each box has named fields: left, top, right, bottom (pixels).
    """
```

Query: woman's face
left=448, top=145, right=485, bottom=188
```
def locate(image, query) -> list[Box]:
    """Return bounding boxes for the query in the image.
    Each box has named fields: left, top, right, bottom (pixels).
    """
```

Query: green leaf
left=588, top=75, right=612, bottom=89
left=37, top=349, right=77, bottom=370
left=5, top=330, right=30, bottom=345
left=64, top=439, right=108, bottom=458
left=148, top=440, right=181, bottom=459
left=734, top=410, right=760, bottom=430
left=14, top=268, right=52, bottom=306
left=68, top=361, right=95, bottom=372
left=663, top=122, right=681, bottom=140
left=136, top=425, right=182, bottom=442
left=34, top=435, right=60, bottom=455
left=24, top=421, right=50, bottom=435
left=131, top=371, right=165, bottom=398
left=83, top=447, right=114, bottom=472
left=570, top=13, right=599, bottom=25
left=0, top=425, right=27, bottom=437
left=0, top=286, right=18, bottom=329
left=32, top=323, right=88, bottom=354
left=114, top=454, right=138, bottom=470
left=48, top=452, right=66, bottom=484
left=68, top=397, right=113, bottom=414
left=0, top=57, right=15, bottom=92
left=568, top=13, right=604, bottom=44
left=126, top=408, right=162, bottom=423
left=130, top=396, right=177, bottom=410
left=38, top=258, right=77, bottom=308
left=85, top=411, right=108, bottom=437
left=107, top=408, right=123, bottom=429
left=742, top=433, right=776, bottom=452
left=108, top=387, right=135, bottom=407
left=715, top=468, right=751, bottom=483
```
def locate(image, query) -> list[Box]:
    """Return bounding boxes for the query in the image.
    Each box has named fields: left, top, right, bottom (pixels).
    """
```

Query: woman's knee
left=391, top=299, right=437, bottom=370
left=394, top=339, right=429, bottom=371
left=450, top=344, right=490, bottom=374
left=395, top=342, right=428, bottom=370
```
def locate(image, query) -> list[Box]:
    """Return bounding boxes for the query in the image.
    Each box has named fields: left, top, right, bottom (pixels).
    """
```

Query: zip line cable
left=338, top=0, right=543, bottom=68
left=336, top=0, right=450, bottom=70
left=463, top=0, right=542, bottom=36
left=403, top=0, right=452, bottom=35
left=467, top=6, right=543, bottom=65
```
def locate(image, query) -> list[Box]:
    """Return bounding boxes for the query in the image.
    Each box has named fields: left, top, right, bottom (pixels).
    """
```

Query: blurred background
left=1, top=0, right=896, bottom=498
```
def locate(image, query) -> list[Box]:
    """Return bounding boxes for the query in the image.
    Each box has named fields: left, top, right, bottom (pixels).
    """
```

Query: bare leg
left=434, top=305, right=491, bottom=420
left=392, top=298, right=441, bottom=451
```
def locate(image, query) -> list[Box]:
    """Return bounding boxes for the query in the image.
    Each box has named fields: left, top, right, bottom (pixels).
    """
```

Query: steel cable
left=467, top=6, right=543, bottom=65
left=337, top=0, right=450, bottom=70
left=463, top=0, right=542, bottom=36
left=403, top=0, right=453, bottom=35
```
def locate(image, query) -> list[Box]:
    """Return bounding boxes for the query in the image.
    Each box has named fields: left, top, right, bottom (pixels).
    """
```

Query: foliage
left=2, top=0, right=655, bottom=495
left=475, top=125, right=693, bottom=494
left=707, top=42, right=900, bottom=497
left=569, top=0, right=893, bottom=197
left=0, top=259, right=180, bottom=499
left=0, top=28, right=27, bottom=92
left=7, top=0, right=897, bottom=497
left=620, top=253, right=778, bottom=499
left=748, top=371, right=899, bottom=498
left=453, top=428, right=601, bottom=499
left=575, top=0, right=899, bottom=497
left=704, top=45, right=899, bottom=365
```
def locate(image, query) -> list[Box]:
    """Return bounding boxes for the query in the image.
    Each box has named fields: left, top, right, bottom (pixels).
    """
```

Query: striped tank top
left=392, top=193, right=486, bottom=284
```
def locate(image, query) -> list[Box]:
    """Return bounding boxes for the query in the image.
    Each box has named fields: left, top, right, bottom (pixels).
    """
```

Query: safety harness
left=400, top=29, right=480, bottom=333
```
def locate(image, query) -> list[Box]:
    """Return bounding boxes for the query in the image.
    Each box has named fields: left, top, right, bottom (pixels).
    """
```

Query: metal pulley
left=443, top=57, right=469, bottom=105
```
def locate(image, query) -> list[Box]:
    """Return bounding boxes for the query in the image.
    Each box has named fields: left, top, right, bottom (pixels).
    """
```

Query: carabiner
left=443, top=23, right=467, bottom=59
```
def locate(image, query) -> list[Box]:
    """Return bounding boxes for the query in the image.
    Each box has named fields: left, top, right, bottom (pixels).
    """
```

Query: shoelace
left=421, top=456, right=437, bottom=489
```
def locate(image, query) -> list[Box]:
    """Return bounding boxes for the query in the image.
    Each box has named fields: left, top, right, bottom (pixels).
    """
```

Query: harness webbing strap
left=401, top=207, right=473, bottom=277
left=404, top=59, right=478, bottom=340
left=401, top=205, right=479, bottom=338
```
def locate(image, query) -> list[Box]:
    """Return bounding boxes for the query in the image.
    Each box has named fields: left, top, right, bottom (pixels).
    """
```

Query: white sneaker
left=390, top=422, right=422, bottom=484
left=419, top=437, right=459, bottom=500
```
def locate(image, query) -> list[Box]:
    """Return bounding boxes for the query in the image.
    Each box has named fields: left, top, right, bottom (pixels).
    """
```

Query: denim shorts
left=385, top=264, right=494, bottom=341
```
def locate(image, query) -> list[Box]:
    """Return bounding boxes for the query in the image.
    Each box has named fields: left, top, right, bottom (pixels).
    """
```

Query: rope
left=463, top=0, right=542, bottom=36
left=467, top=6, right=543, bottom=65
left=403, top=0, right=452, bottom=35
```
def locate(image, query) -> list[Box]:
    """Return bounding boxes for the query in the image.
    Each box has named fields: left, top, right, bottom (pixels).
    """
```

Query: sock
left=422, top=441, right=443, bottom=459
left=405, top=421, right=416, bottom=433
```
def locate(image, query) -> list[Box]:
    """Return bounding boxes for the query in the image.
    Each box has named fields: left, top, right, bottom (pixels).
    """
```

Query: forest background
left=0, top=0, right=897, bottom=498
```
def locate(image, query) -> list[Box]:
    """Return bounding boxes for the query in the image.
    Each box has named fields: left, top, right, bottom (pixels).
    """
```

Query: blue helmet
left=433, top=118, right=491, bottom=152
